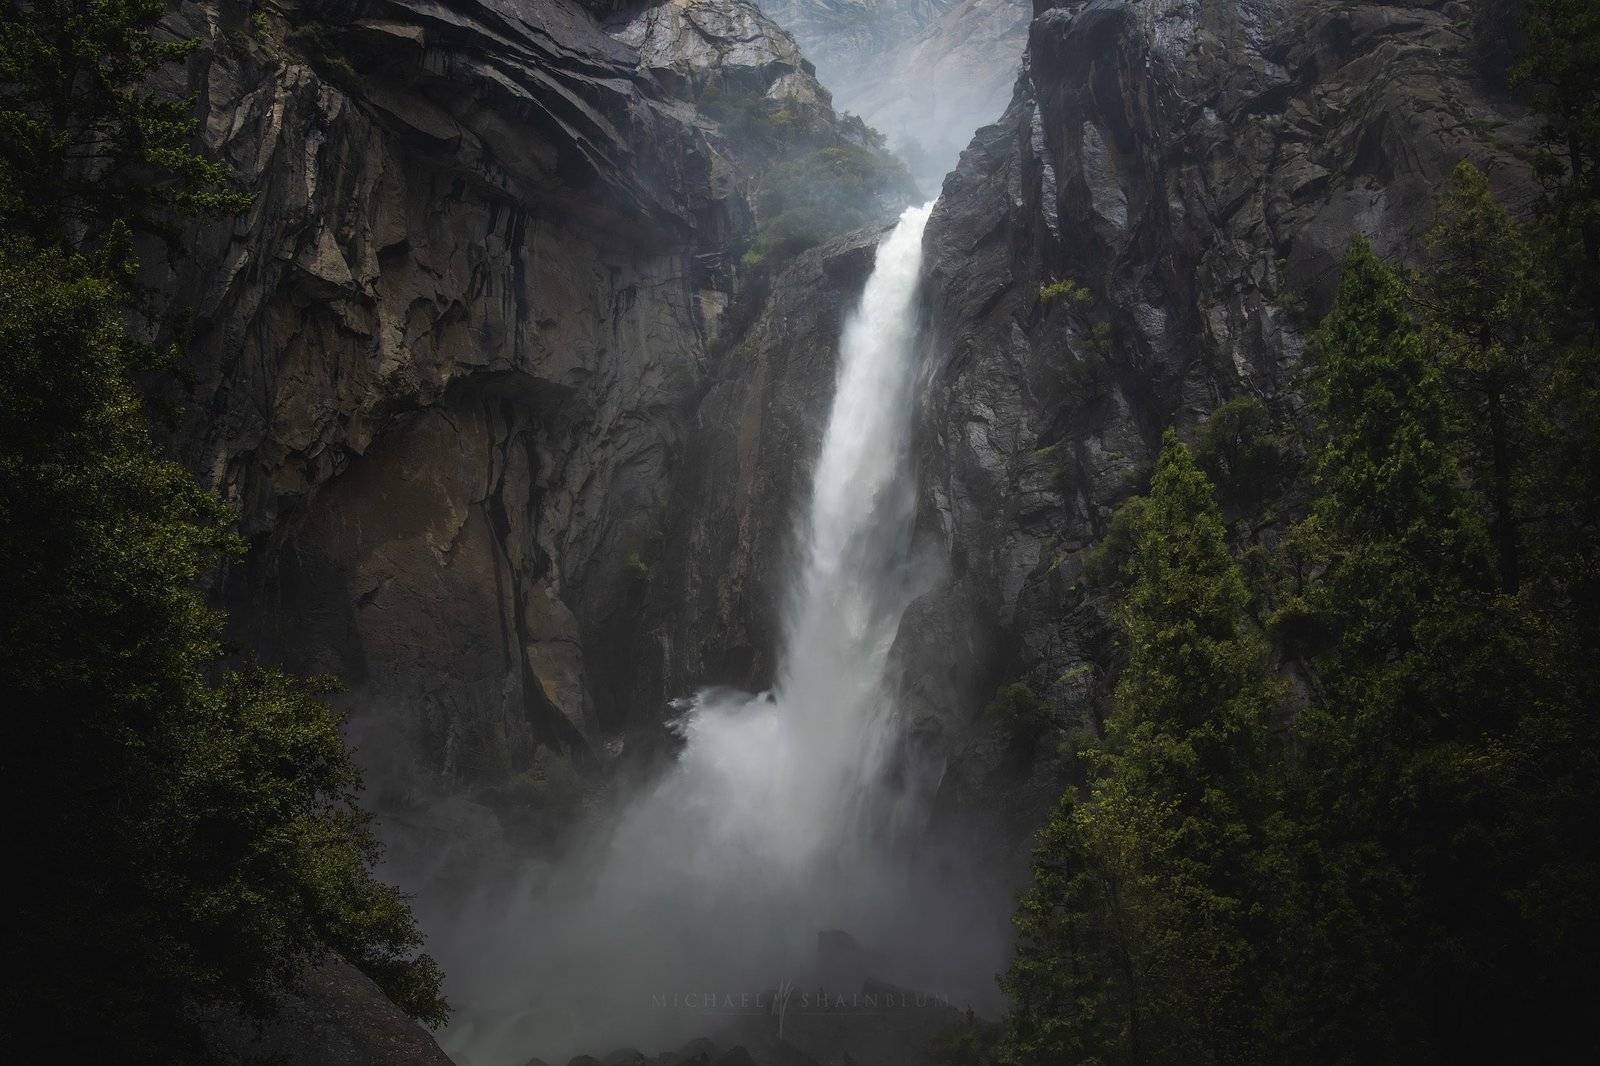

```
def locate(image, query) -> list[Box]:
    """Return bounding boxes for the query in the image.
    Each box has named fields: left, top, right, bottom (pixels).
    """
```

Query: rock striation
left=154, top=0, right=900, bottom=834
left=900, top=0, right=1542, bottom=862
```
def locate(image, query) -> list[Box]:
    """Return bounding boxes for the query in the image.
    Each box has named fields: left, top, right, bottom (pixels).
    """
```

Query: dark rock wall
left=151, top=0, right=1551, bottom=1048
left=155, top=0, right=891, bottom=827
left=902, top=0, right=1541, bottom=862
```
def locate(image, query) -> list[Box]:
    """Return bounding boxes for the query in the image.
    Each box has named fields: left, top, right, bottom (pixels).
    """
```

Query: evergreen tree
left=0, top=0, right=245, bottom=246
left=1001, top=434, right=1283, bottom=1066
left=1418, top=160, right=1544, bottom=592
left=0, top=4, right=445, bottom=1060
left=1274, top=238, right=1581, bottom=1060
left=1513, top=0, right=1600, bottom=324
left=1514, top=0, right=1600, bottom=631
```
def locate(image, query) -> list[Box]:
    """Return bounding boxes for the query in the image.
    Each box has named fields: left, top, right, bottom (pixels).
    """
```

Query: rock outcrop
left=154, top=0, right=913, bottom=1057
left=636, top=224, right=888, bottom=701
left=150, top=0, right=1553, bottom=1058
left=901, top=0, right=1541, bottom=861
left=155, top=0, right=904, bottom=834
left=209, top=959, right=456, bottom=1066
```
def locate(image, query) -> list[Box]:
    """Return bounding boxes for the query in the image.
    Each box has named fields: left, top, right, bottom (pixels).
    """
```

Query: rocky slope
left=900, top=0, right=1542, bottom=863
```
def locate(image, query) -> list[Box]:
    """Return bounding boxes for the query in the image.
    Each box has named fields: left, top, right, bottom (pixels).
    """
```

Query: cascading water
left=439, top=203, right=992, bottom=1066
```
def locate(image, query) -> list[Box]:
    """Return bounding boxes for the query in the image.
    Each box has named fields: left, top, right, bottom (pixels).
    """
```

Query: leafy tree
left=985, top=681, right=1053, bottom=744
left=1000, top=433, right=1283, bottom=1065
left=1193, top=394, right=1296, bottom=522
left=0, top=3, right=444, bottom=1060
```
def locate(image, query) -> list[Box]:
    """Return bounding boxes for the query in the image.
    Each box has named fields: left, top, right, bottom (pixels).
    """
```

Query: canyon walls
left=902, top=0, right=1541, bottom=864
left=155, top=1, right=907, bottom=875
left=152, top=1, right=1546, bottom=1058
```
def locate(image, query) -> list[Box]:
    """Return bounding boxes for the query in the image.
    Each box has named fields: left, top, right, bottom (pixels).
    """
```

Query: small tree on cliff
left=1000, top=433, right=1284, bottom=1066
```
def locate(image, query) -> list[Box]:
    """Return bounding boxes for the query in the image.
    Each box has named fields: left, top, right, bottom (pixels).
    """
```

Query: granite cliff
left=154, top=0, right=905, bottom=864
left=150, top=0, right=1544, bottom=1060
left=152, top=5, right=907, bottom=1056
left=900, top=0, right=1541, bottom=866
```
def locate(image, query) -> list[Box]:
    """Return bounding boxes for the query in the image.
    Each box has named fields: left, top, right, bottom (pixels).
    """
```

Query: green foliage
left=1258, top=239, right=1521, bottom=1058
left=0, top=0, right=249, bottom=247
left=1419, top=160, right=1545, bottom=590
left=1000, top=434, right=1284, bottom=1066
left=1057, top=323, right=1116, bottom=409
left=696, top=84, right=913, bottom=270
left=928, top=1009, right=1000, bottom=1066
left=745, top=143, right=911, bottom=268
left=1194, top=394, right=1296, bottom=519
left=985, top=681, right=1053, bottom=742
left=0, top=2, right=444, bottom=1058
left=1513, top=2, right=1600, bottom=635
left=994, top=24, right=1600, bottom=1063
left=487, top=746, right=586, bottom=846
left=1039, top=278, right=1092, bottom=305
left=1258, top=233, right=1600, bottom=1061
left=1512, top=0, right=1600, bottom=324
left=1304, top=238, right=1494, bottom=658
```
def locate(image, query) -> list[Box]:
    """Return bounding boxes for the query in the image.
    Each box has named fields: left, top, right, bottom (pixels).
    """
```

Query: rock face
left=901, top=0, right=1541, bottom=860
left=209, top=959, right=456, bottom=1066
left=637, top=224, right=889, bottom=701
left=157, top=0, right=901, bottom=837
left=156, top=0, right=1549, bottom=1058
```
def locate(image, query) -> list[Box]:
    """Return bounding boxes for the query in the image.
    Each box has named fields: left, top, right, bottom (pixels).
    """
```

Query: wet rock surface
left=156, top=0, right=895, bottom=827
left=157, top=4, right=903, bottom=1056
left=901, top=0, right=1541, bottom=866
left=157, top=1, right=1548, bottom=1060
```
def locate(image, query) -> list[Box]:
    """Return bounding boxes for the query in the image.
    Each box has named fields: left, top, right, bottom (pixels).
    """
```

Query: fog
left=758, top=0, right=1031, bottom=192
left=415, top=204, right=1010, bottom=1065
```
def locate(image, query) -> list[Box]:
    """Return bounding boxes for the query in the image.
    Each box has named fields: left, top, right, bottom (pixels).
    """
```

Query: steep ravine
left=158, top=0, right=906, bottom=852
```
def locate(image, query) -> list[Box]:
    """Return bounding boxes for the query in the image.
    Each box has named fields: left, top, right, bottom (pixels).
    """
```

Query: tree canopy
left=0, top=3, right=445, bottom=1060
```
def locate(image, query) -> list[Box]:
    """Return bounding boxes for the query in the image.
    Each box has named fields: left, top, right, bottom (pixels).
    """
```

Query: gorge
left=5, top=1, right=1596, bottom=1065
left=167, top=0, right=1548, bottom=1060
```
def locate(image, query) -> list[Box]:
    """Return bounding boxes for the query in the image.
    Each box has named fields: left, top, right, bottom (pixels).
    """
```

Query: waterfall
left=441, top=203, right=954, bottom=1065
left=663, top=199, right=938, bottom=876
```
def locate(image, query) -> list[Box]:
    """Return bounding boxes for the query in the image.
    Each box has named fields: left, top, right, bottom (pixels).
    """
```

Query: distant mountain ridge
left=754, top=0, right=1031, bottom=187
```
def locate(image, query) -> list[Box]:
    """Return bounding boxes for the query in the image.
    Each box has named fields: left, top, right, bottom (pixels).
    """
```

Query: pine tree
left=1274, top=238, right=1568, bottom=1060
left=0, top=4, right=445, bottom=1059
left=1418, top=160, right=1544, bottom=592
left=0, top=0, right=246, bottom=246
left=1001, top=433, right=1283, bottom=1066
left=1512, top=0, right=1600, bottom=324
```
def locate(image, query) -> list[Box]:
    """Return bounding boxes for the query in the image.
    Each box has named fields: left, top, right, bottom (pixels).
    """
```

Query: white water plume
left=436, top=203, right=992, bottom=1065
